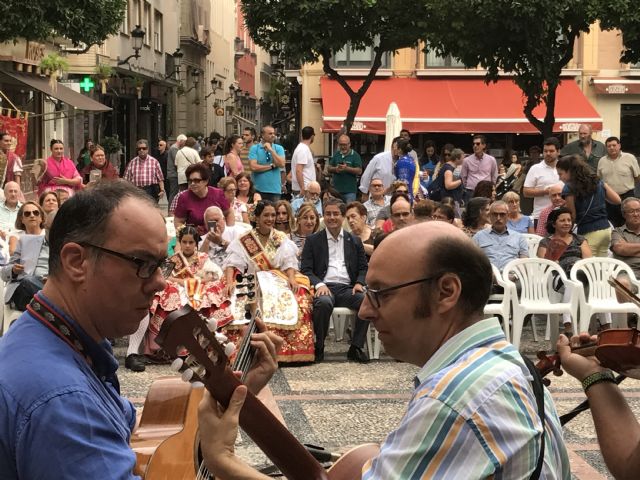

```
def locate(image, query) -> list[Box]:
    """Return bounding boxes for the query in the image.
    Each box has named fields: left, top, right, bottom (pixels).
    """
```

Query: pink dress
left=37, top=156, right=82, bottom=197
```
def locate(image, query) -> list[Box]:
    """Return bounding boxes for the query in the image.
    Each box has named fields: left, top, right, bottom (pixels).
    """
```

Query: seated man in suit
left=301, top=198, right=370, bottom=363
left=1, top=211, right=55, bottom=311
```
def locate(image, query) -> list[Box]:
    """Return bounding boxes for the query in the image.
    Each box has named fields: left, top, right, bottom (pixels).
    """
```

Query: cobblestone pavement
left=117, top=322, right=640, bottom=479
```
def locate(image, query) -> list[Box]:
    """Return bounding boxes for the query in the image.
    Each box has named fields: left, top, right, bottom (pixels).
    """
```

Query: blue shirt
left=0, top=294, right=139, bottom=479
left=562, top=180, right=609, bottom=235
left=291, top=197, right=323, bottom=216
left=473, top=228, right=529, bottom=270
left=249, top=142, right=285, bottom=194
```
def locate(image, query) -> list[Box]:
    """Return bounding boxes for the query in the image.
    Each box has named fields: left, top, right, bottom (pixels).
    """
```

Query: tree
left=599, top=1, right=640, bottom=64
left=241, top=0, right=429, bottom=133
left=0, top=0, right=127, bottom=48
left=424, top=0, right=606, bottom=139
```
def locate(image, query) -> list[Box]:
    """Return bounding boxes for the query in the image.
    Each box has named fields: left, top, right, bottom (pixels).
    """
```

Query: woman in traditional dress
left=222, top=200, right=315, bottom=363
left=37, top=139, right=82, bottom=197
left=146, top=225, right=233, bottom=358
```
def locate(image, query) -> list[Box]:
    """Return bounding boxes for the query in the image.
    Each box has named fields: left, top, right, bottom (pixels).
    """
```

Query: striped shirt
left=361, top=318, right=570, bottom=479
left=124, top=155, right=164, bottom=187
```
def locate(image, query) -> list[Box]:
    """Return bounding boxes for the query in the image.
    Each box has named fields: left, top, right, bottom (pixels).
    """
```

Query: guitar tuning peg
left=245, top=274, right=255, bottom=281
left=215, top=333, right=228, bottom=343
left=244, top=311, right=252, bottom=320
left=235, top=273, right=244, bottom=283
left=206, top=318, right=218, bottom=331
left=224, top=343, right=235, bottom=357
left=181, top=368, right=194, bottom=383
left=170, top=358, right=184, bottom=372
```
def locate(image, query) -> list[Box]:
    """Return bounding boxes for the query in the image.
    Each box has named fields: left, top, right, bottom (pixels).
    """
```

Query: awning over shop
left=320, top=77, right=602, bottom=134
left=0, top=71, right=111, bottom=112
left=591, top=77, right=640, bottom=95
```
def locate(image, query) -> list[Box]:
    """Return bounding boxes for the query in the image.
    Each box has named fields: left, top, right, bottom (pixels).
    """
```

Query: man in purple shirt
left=461, top=135, right=498, bottom=203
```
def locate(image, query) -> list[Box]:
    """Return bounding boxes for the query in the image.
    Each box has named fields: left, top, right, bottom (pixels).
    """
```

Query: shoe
left=314, top=348, right=324, bottom=363
left=125, top=354, right=146, bottom=372
left=347, top=345, right=370, bottom=364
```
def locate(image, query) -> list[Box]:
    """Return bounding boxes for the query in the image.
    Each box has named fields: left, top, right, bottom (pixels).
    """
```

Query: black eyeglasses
left=138, top=146, right=148, bottom=151
left=363, top=274, right=442, bottom=308
left=79, top=242, right=175, bottom=279
left=23, top=210, right=41, bottom=217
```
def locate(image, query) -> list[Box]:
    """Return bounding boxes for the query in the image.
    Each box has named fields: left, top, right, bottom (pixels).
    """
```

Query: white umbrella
left=384, top=102, right=402, bottom=152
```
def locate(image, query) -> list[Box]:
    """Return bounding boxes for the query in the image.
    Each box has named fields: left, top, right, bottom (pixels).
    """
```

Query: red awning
left=320, top=77, right=602, bottom=134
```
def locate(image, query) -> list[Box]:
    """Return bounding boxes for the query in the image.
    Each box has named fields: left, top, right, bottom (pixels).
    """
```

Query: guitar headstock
left=156, top=306, right=235, bottom=385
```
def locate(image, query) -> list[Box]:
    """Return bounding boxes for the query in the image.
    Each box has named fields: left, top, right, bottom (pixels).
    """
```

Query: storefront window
left=333, top=43, right=390, bottom=69
left=621, top=104, right=640, bottom=157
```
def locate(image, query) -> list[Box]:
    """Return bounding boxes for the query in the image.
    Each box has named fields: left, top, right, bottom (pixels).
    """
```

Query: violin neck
left=572, top=343, right=598, bottom=358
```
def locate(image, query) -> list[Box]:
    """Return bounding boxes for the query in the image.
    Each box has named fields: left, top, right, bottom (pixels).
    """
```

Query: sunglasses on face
left=23, top=210, right=41, bottom=217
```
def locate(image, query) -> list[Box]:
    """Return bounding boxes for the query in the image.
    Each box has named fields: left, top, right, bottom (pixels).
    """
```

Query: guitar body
left=327, top=444, right=380, bottom=479
left=131, top=377, right=205, bottom=479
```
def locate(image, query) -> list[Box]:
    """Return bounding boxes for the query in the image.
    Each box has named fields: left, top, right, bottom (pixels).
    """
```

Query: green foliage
left=101, top=135, right=122, bottom=154
left=39, top=53, right=69, bottom=73
left=241, top=0, right=429, bottom=132
left=599, top=0, right=640, bottom=64
left=0, top=0, right=127, bottom=46
left=94, top=63, right=114, bottom=80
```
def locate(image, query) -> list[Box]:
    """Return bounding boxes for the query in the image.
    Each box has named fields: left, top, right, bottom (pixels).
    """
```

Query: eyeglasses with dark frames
left=363, top=274, right=443, bottom=308
left=79, top=242, right=175, bottom=279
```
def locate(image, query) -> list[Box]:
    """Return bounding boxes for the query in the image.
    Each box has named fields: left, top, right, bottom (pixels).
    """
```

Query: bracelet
left=581, top=370, right=616, bottom=393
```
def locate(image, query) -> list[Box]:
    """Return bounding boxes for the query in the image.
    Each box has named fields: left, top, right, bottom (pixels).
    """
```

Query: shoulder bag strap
left=522, top=355, right=546, bottom=480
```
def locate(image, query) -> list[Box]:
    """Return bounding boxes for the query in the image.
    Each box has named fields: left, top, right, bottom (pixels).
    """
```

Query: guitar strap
left=27, top=293, right=92, bottom=367
left=522, top=355, right=546, bottom=480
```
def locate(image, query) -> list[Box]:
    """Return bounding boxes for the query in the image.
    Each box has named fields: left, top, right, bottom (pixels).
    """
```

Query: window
left=333, top=43, right=390, bottom=69
left=120, top=4, right=129, bottom=34
left=154, top=10, right=163, bottom=51
left=132, top=0, right=141, bottom=29
left=424, top=45, right=465, bottom=68
left=144, top=2, right=152, bottom=46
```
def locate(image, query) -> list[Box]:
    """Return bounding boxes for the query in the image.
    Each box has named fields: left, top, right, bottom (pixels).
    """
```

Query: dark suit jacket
left=301, top=229, right=368, bottom=287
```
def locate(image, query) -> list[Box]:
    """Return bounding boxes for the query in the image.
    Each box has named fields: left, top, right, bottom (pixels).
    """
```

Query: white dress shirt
left=322, top=228, right=351, bottom=285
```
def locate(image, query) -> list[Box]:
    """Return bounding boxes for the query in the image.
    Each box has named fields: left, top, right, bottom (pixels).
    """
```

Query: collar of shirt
left=489, top=228, right=510, bottom=236
left=37, top=292, right=120, bottom=384
left=414, top=317, right=506, bottom=388
left=0, top=201, right=20, bottom=212
left=326, top=227, right=344, bottom=243
left=622, top=224, right=640, bottom=236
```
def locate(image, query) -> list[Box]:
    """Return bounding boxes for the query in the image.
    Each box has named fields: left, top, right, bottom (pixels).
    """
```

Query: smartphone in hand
left=207, top=220, right=217, bottom=232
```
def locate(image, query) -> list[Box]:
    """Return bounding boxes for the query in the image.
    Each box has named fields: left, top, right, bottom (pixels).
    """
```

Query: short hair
left=261, top=125, right=274, bottom=135
left=473, top=134, right=486, bottom=145
left=301, top=126, right=315, bottom=140
left=546, top=206, right=573, bottom=234
left=176, top=134, right=187, bottom=142
left=243, top=127, right=257, bottom=139
left=15, top=201, right=46, bottom=231
left=185, top=137, right=197, bottom=148
left=390, top=191, right=411, bottom=210
left=389, top=179, right=409, bottom=194
left=323, top=197, right=346, bottom=216
left=396, top=138, right=412, bottom=155
left=208, top=131, right=221, bottom=142
left=400, top=129, right=411, bottom=136
left=622, top=196, right=640, bottom=213
left=345, top=201, right=367, bottom=218
left=543, top=137, right=561, bottom=149
left=605, top=136, right=620, bottom=145
left=218, top=176, right=237, bottom=192
left=490, top=200, right=508, bottom=212
left=204, top=206, right=223, bottom=219
left=136, top=139, right=148, bottom=149
left=449, top=148, right=464, bottom=161
left=185, top=162, right=211, bottom=182
left=48, top=181, right=156, bottom=276
left=39, top=191, right=60, bottom=209
left=200, top=146, right=214, bottom=159
left=502, top=191, right=520, bottom=203
left=413, top=199, right=436, bottom=219
left=434, top=204, right=455, bottom=221
left=425, top=235, right=492, bottom=316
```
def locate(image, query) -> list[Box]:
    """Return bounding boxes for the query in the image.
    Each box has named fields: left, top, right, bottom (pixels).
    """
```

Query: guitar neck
left=210, top=366, right=328, bottom=480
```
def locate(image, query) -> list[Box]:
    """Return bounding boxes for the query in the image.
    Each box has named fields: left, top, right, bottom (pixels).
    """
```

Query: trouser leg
left=312, top=294, right=334, bottom=353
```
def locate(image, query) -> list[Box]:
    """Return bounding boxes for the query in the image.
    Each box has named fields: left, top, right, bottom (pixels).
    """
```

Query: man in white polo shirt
left=523, top=137, right=560, bottom=228
left=291, top=126, right=316, bottom=197
left=597, top=136, right=640, bottom=227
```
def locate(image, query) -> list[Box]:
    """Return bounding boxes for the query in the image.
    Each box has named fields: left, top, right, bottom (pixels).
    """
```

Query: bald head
left=371, top=222, right=492, bottom=316
left=204, top=206, right=225, bottom=228
left=548, top=182, right=565, bottom=207
left=3, top=181, right=20, bottom=207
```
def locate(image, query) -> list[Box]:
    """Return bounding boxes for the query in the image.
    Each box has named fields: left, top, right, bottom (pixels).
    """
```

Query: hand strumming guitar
left=198, top=318, right=281, bottom=479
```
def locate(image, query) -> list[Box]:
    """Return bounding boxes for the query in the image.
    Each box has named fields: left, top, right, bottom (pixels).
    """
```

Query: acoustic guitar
left=133, top=273, right=379, bottom=479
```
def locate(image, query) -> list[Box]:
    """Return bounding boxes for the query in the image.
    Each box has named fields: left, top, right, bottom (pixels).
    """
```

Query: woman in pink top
left=37, top=139, right=82, bottom=197
left=223, top=134, right=244, bottom=176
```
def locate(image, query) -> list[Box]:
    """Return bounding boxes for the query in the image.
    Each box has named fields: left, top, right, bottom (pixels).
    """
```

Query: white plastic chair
left=570, top=258, right=640, bottom=333
left=503, top=258, right=580, bottom=349
left=330, top=307, right=356, bottom=342
left=366, top=323, right=382, bottom=360
left=483, top=265, right=512, bottom=342
left=521, top=233, right=543, bottom=258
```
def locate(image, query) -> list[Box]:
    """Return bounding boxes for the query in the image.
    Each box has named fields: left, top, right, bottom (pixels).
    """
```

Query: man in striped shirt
left=197, top=222, right=571, bottom=479
left=124, top=139, right=165, bottom=203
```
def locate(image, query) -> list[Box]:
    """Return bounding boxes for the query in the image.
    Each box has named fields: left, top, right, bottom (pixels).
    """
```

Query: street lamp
left=164, top=48, right=183, bottom=79
left=118, top=25, right=146, bottom=66
left=205, top=78, right=223, bottom=99
left=181, top=68, right=201, bottom=95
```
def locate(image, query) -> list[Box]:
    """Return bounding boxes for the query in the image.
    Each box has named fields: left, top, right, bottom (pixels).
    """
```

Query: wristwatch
left=271, top=163, right=277, bottom=170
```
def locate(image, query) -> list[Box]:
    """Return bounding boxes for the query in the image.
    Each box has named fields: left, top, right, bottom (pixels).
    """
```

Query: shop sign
left=606, top=84, right=628, bottom=94
left=350, top=121, right=368, bottom=131
left=558, top=123, right=580, bottom=132
left=25, top=42, right=45, bottom=63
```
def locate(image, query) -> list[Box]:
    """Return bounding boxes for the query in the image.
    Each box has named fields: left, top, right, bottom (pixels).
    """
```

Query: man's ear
left=58, top=243, right=89, bottom=282
left=436, top=273, right=462, bottom=315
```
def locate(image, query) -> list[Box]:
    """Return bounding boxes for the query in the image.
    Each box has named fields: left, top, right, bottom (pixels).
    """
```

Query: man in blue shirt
left=249, top=125, right=286, bottom=202
left=0, top=181, right=280, bottom=478
left=473, top=200, right=529, bottom=270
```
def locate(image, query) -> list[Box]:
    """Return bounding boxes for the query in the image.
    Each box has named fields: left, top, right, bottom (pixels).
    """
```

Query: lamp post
left=181, top=68, right=201, bottom=95
left=164, top=48, right=183, bottom=80
left=117, top=25, right=146, bottom=66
